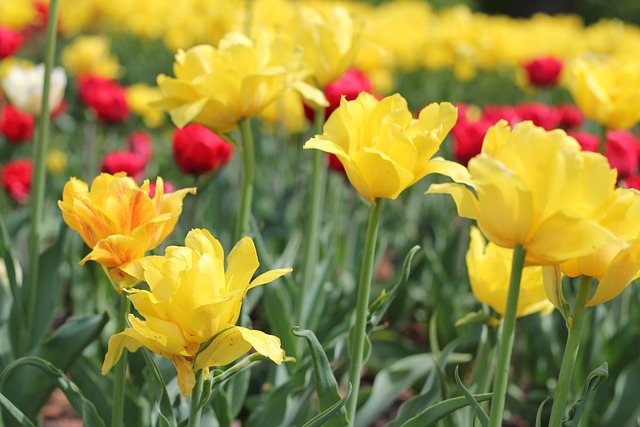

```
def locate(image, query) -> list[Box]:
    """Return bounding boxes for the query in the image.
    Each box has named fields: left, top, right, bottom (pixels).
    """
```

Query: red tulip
left=173, top=124, right=233, bottom=175
left=515, top=102, right=562, bottom=131
left=452, top=118, right=492, bottom=166
left=556, top=104, right=583, bottom=130
left=0, top=104, right=34, bottom=143
left=523, top=56, right=563, bottom=87
left=78, top=75, right=130, bottom=123
left=481, top=104, right=520, bottom=125
left=570, top=130, right=639, bottom=179
left=1, top=159, right=32, bottom=203
left=101, top=151, right=146, bottom=181
left=127, top=132, right=153, bottom=163
left=0, top=26, right=24, bottom=58
left=304, top=68, right=375, bottom=122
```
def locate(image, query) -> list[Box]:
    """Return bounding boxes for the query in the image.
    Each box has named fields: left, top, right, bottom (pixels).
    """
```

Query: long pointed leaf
left=399, top=393, right=492, bottom=427
left=293, top=328, right=348, bottom=427
left=454, top=366, right=488, bottom=427
left=302, top=384, right=352, bottom=427
left=140, top=348, right=177, bottom=427
left=0, top=392, right=35, bottom=427
left=0, top=356, right=105, bottom=427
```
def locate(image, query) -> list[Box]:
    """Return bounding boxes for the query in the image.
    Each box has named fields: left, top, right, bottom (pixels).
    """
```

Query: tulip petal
left=587, top=240, right=640, bottom=306
left=225, top=237, right=259, bottom=292
left=418, top=157, right=472, bottom=187
left=193, top=327, right=253, bottom=370
left=102, top=328, right=144, bottom=375
left=426, top=183, right=480, bottom=220
left=173, top=355, right=197, bottom=397
left=81, top=235, right=147, bottom=267
left=249, top=268, right=293, bottom=290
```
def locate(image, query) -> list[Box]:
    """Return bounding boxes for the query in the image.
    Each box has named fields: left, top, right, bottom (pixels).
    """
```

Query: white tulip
left=1, top=63, right=67, bottom=116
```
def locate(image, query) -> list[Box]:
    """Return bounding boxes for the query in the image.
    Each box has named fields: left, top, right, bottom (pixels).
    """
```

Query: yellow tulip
left=467, top=227, right=554, bottom=317
left=126, top=83, right=164, bottom=128
left=558, top=188, right=640, bottom=306
left=304, top=92, right=469, bottom=204
left=568, top=55, right=640, bottom=130
left=58, top=173, right=195, bottom=291
left=287, top=6, right=360, bottom=87
left=427, top=120, right=623, bottom=265
left=154, top=31, right=327, bottom=133
left=101, top=229, right=291, bottom=397
left=61, top=35, right=121, bottom=78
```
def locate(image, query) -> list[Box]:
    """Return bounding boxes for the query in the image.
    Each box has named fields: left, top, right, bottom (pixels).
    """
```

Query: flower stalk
left=488, top=244, right=526, bottom=427
left=346, top=199, right=383, bottom=426
left=235, top=118, right=255, bottom=241
left=187, top=369, right=205, bottom=427
left=111, top=291, right=131, bottom=427
left=548, top=275, right=593, bottom=427
left=22, top=0, right=60, bottom=356
left=299, top=107, right=327, bottom=329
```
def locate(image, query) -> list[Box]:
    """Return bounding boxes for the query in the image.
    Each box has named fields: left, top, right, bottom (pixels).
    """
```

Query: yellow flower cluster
left=7, top=0, right=640, bottom=91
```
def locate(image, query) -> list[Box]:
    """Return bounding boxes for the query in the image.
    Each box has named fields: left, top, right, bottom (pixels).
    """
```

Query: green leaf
left=0, top=392, right=35, bottom=427
left=398, top=393, right=492, bottom=427
left=368, top=246, right=420, bottom=328
left=565, top=362, right=608, bottom=427
left=0, top=216, right=24, bottom=356
left=140, top=348, right=177, bottom=427
left=293, top=328, right=348, bottom=427
left=385, top=370, right=440, bottom=427
left=535, top=397, right=550, bottom=427
left=454, top=366, right=488, bottom=427
left=355, top=352, right=471, bottom=427
left=1, top=313, right=108, bottom=420
left=302, top=384, right=352, bottom=427
left=0, top=356, right=105, bottom=427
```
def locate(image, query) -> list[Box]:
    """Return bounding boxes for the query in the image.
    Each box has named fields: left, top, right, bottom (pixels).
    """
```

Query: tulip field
left=2, top=0, right=640, bottom=426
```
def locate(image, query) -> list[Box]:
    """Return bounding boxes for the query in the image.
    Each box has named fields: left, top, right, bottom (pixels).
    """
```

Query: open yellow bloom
left=154, top=31, right=327, bottom=133
left=568, top=55, right=640, bottom=130
left=58, top=173, right=195, bottom=291
left=427, top=121, right=622, bottom=265
left=467, top=227, right=554, bottom=317
left=558, top=188, right=640, bottom=306
left=101, top=229, right=291, bottom=397
left=304, top=92, right=469, bottom=204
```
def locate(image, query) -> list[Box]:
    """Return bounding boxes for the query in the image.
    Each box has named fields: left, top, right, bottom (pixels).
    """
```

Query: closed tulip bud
left=100, top=151, right=146, bottom=181
left=522, top=56, right=563, bottom=88
left=127, top=132, right=153, bottom=164
left=1, top=63, right=66, bottom=116
left=77, top=75, right=130, bottom=123
left=173, top=124, right=233, bottom=175
left=1, top=159, right=32, bottom=203
left=0, top=26, right=24, bottom=59
left=0, top=104, right=34, bottom=143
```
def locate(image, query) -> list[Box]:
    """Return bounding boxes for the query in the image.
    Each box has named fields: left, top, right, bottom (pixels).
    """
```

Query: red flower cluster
left=0, top=26, right=23, bottom=58
left=78, top=75, right=130, bottom=123
left=0, top=104, right=34, bottom=143
left=570, top=130, right=639, bottom=180
left=522, top=56, right=564, bottom=88
left=172, top=124, right=233, bottom=175
left=451, top=102, right=584, bottom=166
left=1, top=159, right=32, bottom=203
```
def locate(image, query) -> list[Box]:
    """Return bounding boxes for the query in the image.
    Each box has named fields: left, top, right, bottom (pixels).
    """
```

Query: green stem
left=22, top=0, right=60, bottom=356
left=346, top=199, right=383, bottom=427
left=234, top=119, right=255, bottom=242
left=187, top=369, right=205, bottom=427
left=487, top=244, right=526, bottom=427
left=299, top=107, right=327, bottom=329
left=111, top=291, right=131, bottom=427
left=597, top=124, right=607, bottom=156
left=548, top=275, right=592, bottom=427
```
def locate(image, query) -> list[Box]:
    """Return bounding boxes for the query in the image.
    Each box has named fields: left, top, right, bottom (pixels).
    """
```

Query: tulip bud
left=172, top=124, right=233, bottom=175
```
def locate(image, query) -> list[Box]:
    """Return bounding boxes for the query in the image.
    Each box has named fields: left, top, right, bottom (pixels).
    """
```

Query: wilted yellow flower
left=1, top=63, right=67, bottom=116
left=304, top=92, right=468, bottom=204
left=568, top=55, right=640, bottom=130
left=126, top=83, right=164, bottom=128
left=467, top=227, right=554, bottom=317
left=101, top=229, right=291, bottom=397
left=287, top=6, right=360, bottom=87
left=58, top=173, right=195, bottom=291
left=427, top=121, right=623, bottom=265
left=61, top=35, right=120, bottom=78
left=557, top=188, right=640, bottom=306
left=154, top=31, right=327, bottom=133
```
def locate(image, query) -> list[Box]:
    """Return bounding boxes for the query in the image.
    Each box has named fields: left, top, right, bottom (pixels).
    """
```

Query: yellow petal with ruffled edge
left=173, top=355, right=196, bottom=397
left=249, top=268, right=293, bottom=290
left=225, top=237, right=259, bottom=292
